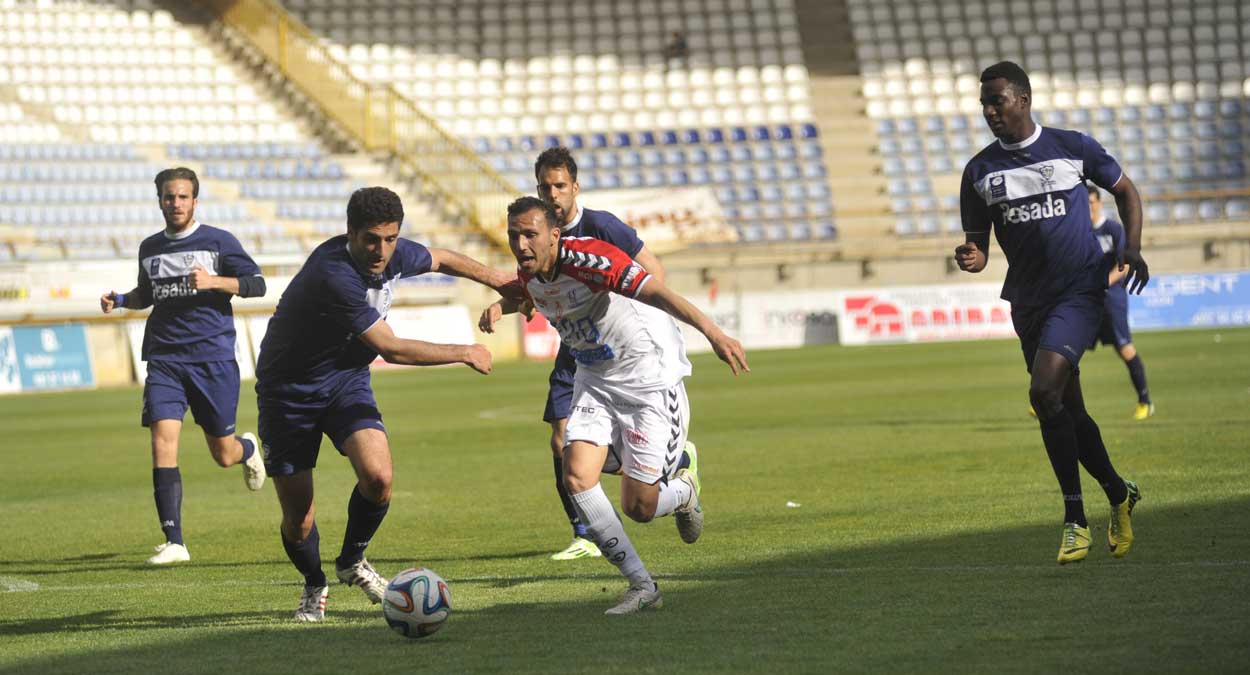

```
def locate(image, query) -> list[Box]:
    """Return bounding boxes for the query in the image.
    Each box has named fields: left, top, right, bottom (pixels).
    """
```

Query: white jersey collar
left=1092, top=215, right=1107, bottom=227
left=998, top=123, right=1042, bottom=151
left=164, top=220, right=200, bottom=240
left=561, top=204, right=583, bottom=233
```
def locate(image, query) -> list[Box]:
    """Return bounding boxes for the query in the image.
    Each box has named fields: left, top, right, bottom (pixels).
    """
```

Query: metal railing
left=193, top=0, right=517, bottom=248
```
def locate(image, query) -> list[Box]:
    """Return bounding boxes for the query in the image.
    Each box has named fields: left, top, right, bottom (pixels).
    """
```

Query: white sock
left=653, top=477, right=693, bottom=518
left=571, top=483, right=650, bottom=585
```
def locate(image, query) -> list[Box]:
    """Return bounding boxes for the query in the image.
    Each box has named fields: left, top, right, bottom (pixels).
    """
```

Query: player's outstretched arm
left=428, top=248, right=518, bottom=295
left=1108, top=174, right=1149, bottom=294
left=478, top=297, right=534, bottom=333
left=633, top=245, right=666, bottom=284
left=360, top=318, right=492, bottom=374
left=100, top=287, right=143, bottom=313
left=635, top=279, right=749, bottom=375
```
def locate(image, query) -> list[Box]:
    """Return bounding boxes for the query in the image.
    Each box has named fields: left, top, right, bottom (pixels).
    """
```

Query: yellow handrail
left=192, top=0, right=517, bottom=248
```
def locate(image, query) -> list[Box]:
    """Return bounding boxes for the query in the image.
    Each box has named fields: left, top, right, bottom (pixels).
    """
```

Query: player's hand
left=463, top=344, right=493, bottom=374
left=708, top=330, right=750, bottom=376
left=1119, top=248, right=1150, bottom=294
left=188, top=264, right=214, bottom=291
left=954, top=242, right=986, bottom=272
left=478, top=303, right=503, bottom=333
left=100, top=291, right=119, bottom=313
left=518, top=298, right=535, bottom=321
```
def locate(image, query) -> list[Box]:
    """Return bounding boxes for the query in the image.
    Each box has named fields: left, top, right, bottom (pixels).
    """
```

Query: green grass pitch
left=1, top=327, right=1248, bottom=673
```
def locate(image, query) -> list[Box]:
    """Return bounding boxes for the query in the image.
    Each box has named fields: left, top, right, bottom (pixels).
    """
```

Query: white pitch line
left=7, top=559, right=1249, bottom=593
left=1, top=577, right=40, bottom=592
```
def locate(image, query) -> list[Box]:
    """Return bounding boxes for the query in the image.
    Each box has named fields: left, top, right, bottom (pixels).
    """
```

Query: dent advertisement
left=0, top=324, right=95, bottom=393
left=1128, top=271, right=1250, bottom=329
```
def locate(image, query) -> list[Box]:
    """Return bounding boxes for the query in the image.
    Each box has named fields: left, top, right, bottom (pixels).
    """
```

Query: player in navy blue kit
left=1088, top=185, right=1154, bottom=420
left=100, top=167, right=267, bottom=565
left=955, top=62, right=1148, bottom=565
left=483, top=147, right=672, bottom=561
left=255, top=187, right=513, bottom=622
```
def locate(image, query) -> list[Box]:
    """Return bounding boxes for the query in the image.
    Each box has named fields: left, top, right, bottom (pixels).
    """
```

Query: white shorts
left=564, top=380, right=690, bottom=485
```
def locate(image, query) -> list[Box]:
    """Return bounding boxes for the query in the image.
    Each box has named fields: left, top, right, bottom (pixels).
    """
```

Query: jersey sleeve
left=959, top=164, right=992, bottom=235
left=591, top=212, right=645, bottom=257
left=321, top=268, right=381, bottom=336
left=393, top=238, right=434, bottom=279
left=217, top=230, right=262, bottom=278
left=562, top=238, right=651, bottom=297
left=1081, top=133, right=1124, bottom=191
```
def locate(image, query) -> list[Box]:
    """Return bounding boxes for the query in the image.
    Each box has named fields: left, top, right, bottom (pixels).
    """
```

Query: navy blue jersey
left=563, top=207, right=644, bottom=257
left=960, top=126, right=1123, bottom=307
left=134, top=223, right=262, bottom=363
left=1093, top=217, right=1129, bottom=311
left=255, top=235, right=432, bottom=398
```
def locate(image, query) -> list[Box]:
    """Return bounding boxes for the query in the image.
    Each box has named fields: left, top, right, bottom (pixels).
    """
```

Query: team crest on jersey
left=989, top=174, right=1006, bottom=199
left=150, top=258, right=161, bottom=277
left=1033, top=163, right=1055, bottom=190
left=183, top=253, right=195, bottom=266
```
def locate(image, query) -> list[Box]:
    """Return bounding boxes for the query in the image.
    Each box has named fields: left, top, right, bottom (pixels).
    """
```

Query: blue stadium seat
left=806, top=181, right=831, bottom=201
left=774, top=124, right=794, bottom=141
left=758, top=163, right=780, bottom=182
left=923, top=115, right=944, bottom=134
left=1069, top=109, right=1091, bottom=127
left=924, top=136, right=948, bottom=153
left=637, top=131, right=656, bottom=146
left=621, top=171, right=644, bottom=188
left=566, top=134, right=585, bottom=149
left=664, top=148, right=687, bottom=165
left=1225, top=198, right=1250, bottom=219
left=739, top=224, right=763, bottom=242
left=896, top=118, right=917, bottom=136
left=579, top=152, right=598, bottom=169
left=1223, top=160, right=1245, bottom=179
left=894, top=217, right=916, bottom=236
left=641, top=149, right=663, bottom=166
left=947, top=115, right=968, bottom=132
left=669, top=169, right=689, bottom=185
left=598, top=173, right=621, bottom=189
left=1121, top=145, right=1146, bottom=163
left=891, top=198, right=911, bottom=214
left=802, top=162, right=827, bottom=179
left=1173, top=143, right=1196, bottom=160
left=754, top=143, right=776, bottom=161
left=778, top=162, right=801, bottom=181
left=590, top=133, right=609, bottom=149
left=519, top=136, right=538, bottom=152
left=1146, top=144, right=1170, bottom=161
left=928, top=156, right=954, bottom=173
left=1193, top=100, right=1217, bottom=119
left=753, top=126, right=770, bottom=142
left=1218, top=99, right=1242, bottom=118
left=887, top=178, right=909, bottom=196
left=879, top=138, right=901, bottom=155
left=738, top=186, right=761, bottom=202
left=1094, top=107, right=1116, bottom=125
left=660, top=130, right=679, bottom=145
left=542, top=135, right=561, bottom=149
left=800, top=123, right=819, bottom=139
left=619, top=150, right=641, bottom=168
left=1219, top=120, right=1242, bottom=138
left=1198, top=200, right=1221, bottom=220
left=716, top=186, right=737, bottom=204
left=908, top=177, right=932, bottom=194
left=1221, top=141, right=1244, bottom=159
left=733, top=165, right=756, bottom=182
left=689, top=167, right=711, bottom=184
left=596, top=149, right=619, bottom=169
left=731, top=145, right=753, bottom=162
left=688, top=147, right=709, bottom=164
left=644, top=171, right=664, bottom=187
left=760, top=184, right=784, bottom=202
left=472, top=138, right=491, bottom=154
left=883, top=157, right=905, bottom=176
left=1176, top=163, right=1198, bottom=181
left=738, top=203, right=762, bottom=220
left=903, top=156, right=926, bottom=174
left=1171, top=201, right=1197, bottom=221
left=1145, top=105, right=1166, bottom=122
left=612, top=132, right=631, bottom=148
left=1145, top=124, right=1169, bottom=143
left=685, top=129, right=704, bottom=144
left=788, top=222, right=812, bottom=240
left=493, top=137, right=513, bottom=153
left=917, top=216, right=940, bottom=234
left=899, top=137, right=924, bottom=154
left=579, top=174, right=599, bottom=190
left=799, top=143, right=823, bottom=160
left=711, top=166, right=733, bottom=183
left=1118, top=106, right=1142, bottom=123
left=705, top=146, right=729, bottom=164
left=816, top=220, right=837, bottom=239
left=1195, top=122, right=1218, bottom=139
left=730, top=127, right=748, bottom=143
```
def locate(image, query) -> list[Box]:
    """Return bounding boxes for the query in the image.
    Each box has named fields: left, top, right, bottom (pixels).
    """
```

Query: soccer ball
left=382, top=567, right=452, bottom=638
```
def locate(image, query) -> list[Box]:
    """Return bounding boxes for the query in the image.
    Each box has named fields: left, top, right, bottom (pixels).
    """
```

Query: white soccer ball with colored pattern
left=382, top=567, right=452, bottom=638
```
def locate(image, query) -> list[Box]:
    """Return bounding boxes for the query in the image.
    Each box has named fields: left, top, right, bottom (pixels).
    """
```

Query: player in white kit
left=481, top=197, right=748, bottom=614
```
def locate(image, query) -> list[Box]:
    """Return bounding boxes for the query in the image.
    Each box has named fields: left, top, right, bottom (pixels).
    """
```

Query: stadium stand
left=850, top=0, right=1250, bottom=236
left=278, top=0, right=837, bottom=242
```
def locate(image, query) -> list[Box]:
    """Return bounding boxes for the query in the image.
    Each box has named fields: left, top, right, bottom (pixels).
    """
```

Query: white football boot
left=146, top=542, right=190, bottom=565
left=240, top=432, right=267, bottom=491
left=294, top=585, right=328, bottom=622
left=605, top=581, right=663, bottom=615
left=335, top=557, right=387, bottom=604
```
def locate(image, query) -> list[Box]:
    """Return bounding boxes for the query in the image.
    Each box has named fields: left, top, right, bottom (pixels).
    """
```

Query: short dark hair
left=1086, top=181, right=1102, bottom=200
left=980, top=61, right=1032, bottom=98
left=534, top=147, right=578, bottom=182
left=346, top=187, right=404, bottom=230
left=507, top=195, right=559, bottom=230
left=154, top=167, right=199, bottom=198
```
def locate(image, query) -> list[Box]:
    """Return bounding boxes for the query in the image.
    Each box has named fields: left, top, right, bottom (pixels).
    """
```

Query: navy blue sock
left=1071, top=410, right=1128, bottom=505
left=1125, top=355, right=1151, bottom=404
left=282, top=522, right=327, bottom=588
left=236, top=435, right=255, bottom=462
left=152, top=467, right=184, bottom=545
left=554, top=456, right=588, bottom=538
left=337, top=486, right=390, bottom=568
left=1038, top=410, right=1086, bottom=526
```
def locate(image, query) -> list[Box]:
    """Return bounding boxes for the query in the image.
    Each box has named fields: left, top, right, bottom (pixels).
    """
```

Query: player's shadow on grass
left=4, top=495, right=1248, bottom=674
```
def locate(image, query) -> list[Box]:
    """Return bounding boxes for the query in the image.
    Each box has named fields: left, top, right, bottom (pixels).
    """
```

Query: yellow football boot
left=1057, top=523, right=1091, bottom=565
left=1108, top=480, right=1141, bottom=558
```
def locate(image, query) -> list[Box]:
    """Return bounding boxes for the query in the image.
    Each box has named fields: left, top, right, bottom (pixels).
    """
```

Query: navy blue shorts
left=1093, top=290, right=1132, bottom=349
left=257, top=370, right=386, bottom=478
left=1012, top=291, right=1104, bottom=373
left=543, top=344, right=577, bottom=423
left=142, top=359, right=239, bottom=437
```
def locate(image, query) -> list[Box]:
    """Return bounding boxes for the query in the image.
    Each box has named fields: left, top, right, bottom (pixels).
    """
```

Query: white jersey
left=520, top=236, right=691, bottom=393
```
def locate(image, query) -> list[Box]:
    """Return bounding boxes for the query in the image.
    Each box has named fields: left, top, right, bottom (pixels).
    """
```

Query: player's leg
left=545, top=353, right=600, bottom=560
left=274, top=470, right=328, bottom=622
left=186, top=360, right=266, bottom=489
left=1117, top=342, right=1154, bottom=419
left=565, top=439, right=662, bottom=614
left=142, top=361, right=191, bottom=563
left=1029, top=350, right=1092, bottom=564
left=332, top=428, right=391, bottom=603
left=616, top=383, right=701, bottom=543
left=325, top=378, right=391, bottom=603
left=1063, top=373, right=1141, bottom=557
